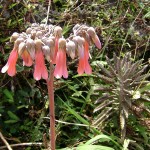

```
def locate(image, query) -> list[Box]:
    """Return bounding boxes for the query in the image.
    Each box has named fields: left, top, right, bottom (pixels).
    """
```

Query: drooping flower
left=18, top=42, right=33, bottom=67
left=54, top=38, right=68, bottom=78
left=33, top=39, right=48, bottom=80
left=1, top=48, right=18, bottom=76
left=10, top=32, right=19, bottom=42
left=42, top=45, right=51, bottom=61
left=26, top=38, right=35, bottom=60
left=1, top=37, right=25, bottom=76
left=52, top=26, right=62, bottom=64
left=87, top=27, right=102, bottom=49
left=73, top=36, right=92, bottom=75
left=44, top=38, right=55, bottom=62
left=66, top=40, right=76, bottom=59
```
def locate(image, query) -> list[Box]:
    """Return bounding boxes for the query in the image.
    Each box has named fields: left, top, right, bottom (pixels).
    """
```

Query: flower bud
left=26, top=28, right=32, bottom=34
left=87, top=27, right=101, bottom=49
left=73, top=36, right=85, bottom=58
left=31, top=30, right=36, bottom=39
left=54, top=26, right=62, bottom=38
left=18, top=42, right=26, bottom=56
left=73, top=36, right=85, bottom=45
left=31, top=23, right=39, bottom=27
left=26, top=38, right=35, bottom=59
left=35, top=39, right=42, bottom=51
left=87, top=27, right=96, bottom=38
left=73, top=24, right=80, bottom=33
left=42, top=45, right=50, bottom=61
left=58, top=38, right=66, bottom=50
left=36, top=31, right=43, bottom=38
left=10, top=32, right=19, bottom=42
left=66, top=41, right=76, bottom=59
left=40, top=24, right=45, bottom=29
left=14, top=37, right=24, bottom=49
left=45, top=38, right=55, bottom=62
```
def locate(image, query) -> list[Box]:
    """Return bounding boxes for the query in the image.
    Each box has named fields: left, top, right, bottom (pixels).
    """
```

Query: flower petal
left=1, top=49, right=18, bottom=76
left=84, top=41, right=92, bottom=74
left=93, top=35, right=102, bottom=49
left=34, top=50, right=48, bottom=80
left=52, top=37, right=59, bottom=64
left=62, top=50, right=68, bottom=78
left=54, top=50, right=63, bottom=78
left=77, top=58, right=85, bottom=75
left=21, top=50, right=33, bottom=67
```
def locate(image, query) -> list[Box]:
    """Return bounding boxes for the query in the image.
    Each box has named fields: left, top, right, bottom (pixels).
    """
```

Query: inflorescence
left=1, top=23, right=101, bottom=80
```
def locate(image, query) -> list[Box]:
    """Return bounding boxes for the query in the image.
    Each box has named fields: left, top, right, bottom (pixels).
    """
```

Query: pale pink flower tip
left=93, top=34, right=102, bottom=49
left=87, top=27, right=102, bottom=49
left=1, top=49, right=18, bottom=76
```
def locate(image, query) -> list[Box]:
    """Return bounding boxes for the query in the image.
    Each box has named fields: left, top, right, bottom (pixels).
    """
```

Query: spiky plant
left=93, top=53, right=150, bottom=141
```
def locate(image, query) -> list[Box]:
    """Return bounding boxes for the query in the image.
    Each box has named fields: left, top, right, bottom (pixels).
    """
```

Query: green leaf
left=85, top=135, right=121, bottom=148
left=72, top=74, right=95, bottom=78
left=4, top=120, right=19, bottom=124
left=76, top=145, right=114, bottom=150
left=62, top=24, right=72, bottom=35
left=85, top=134, right=112, bottom=145
left=9, top=3, right=18, bottom=9
left=57, top=95, right=89, bottom=125
left=138, top=83, right=150, bottom=93
left=57, top=95, right=100, bottom=134
left=16, top=64, right=24, bottom=72
left=7, top=111, right=20, bottom=121
left=57, top=145, right=114, bottom=150
left=3, top=89, right=14, bottom=103
left=143, top=11, right=150, bottom=19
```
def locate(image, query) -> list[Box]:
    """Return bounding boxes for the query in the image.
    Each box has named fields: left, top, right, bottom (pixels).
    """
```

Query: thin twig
left=45, top=0, right=51, bottom=25
left=43, top=117, right=97, bottom=127
left=0, top=132, right=12, bottom=150
left=0, top=142, right=42, bottom=150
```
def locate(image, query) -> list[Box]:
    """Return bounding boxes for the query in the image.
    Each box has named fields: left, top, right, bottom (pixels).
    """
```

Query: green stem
left=47, top=63, right=55, bottom=150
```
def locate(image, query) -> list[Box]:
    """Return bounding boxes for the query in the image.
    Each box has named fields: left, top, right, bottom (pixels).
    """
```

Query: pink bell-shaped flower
left=1, top=48, right=18, bottom=76
left=54, top=38, right=68, bottom=79
left=33, top=39, right=48, bottom=80
left=18, top=42, right=33, bottom=67
left=87, top=27, right=102, bottom=49
left=77, top=39, right=92, bottom=75
left=52, top=26, right=62, bottom=64
left=1, top=38, right=24, bottom=76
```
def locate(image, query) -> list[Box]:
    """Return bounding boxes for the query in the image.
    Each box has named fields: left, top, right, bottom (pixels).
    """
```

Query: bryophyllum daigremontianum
left=1, top=23, right=102, bottom=80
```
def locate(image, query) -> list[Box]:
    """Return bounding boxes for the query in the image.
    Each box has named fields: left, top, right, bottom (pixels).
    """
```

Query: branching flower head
left=1, top=23, right=102, bottom=80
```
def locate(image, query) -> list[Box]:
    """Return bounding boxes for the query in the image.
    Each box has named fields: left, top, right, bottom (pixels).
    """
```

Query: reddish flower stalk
left=47, top=63, right=55, bottom=150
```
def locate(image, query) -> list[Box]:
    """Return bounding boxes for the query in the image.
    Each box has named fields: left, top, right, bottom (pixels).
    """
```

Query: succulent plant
left=93, top=53, right=150, bottom=141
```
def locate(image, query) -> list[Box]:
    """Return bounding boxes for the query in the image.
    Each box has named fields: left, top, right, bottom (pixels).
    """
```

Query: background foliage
left=0, top=0, right=149, bottom=149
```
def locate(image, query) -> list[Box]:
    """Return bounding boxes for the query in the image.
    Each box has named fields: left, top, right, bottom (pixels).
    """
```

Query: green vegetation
left=0, top=0, right=149, bottom=149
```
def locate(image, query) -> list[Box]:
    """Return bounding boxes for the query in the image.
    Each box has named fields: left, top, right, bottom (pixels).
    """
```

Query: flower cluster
left=1, top=23, right=101, bottom=80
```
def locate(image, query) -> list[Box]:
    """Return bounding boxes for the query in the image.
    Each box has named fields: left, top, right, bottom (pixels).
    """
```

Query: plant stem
left=0, top=132, right=12, bottom=150
left=47, top=63, right=55, bottom=150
